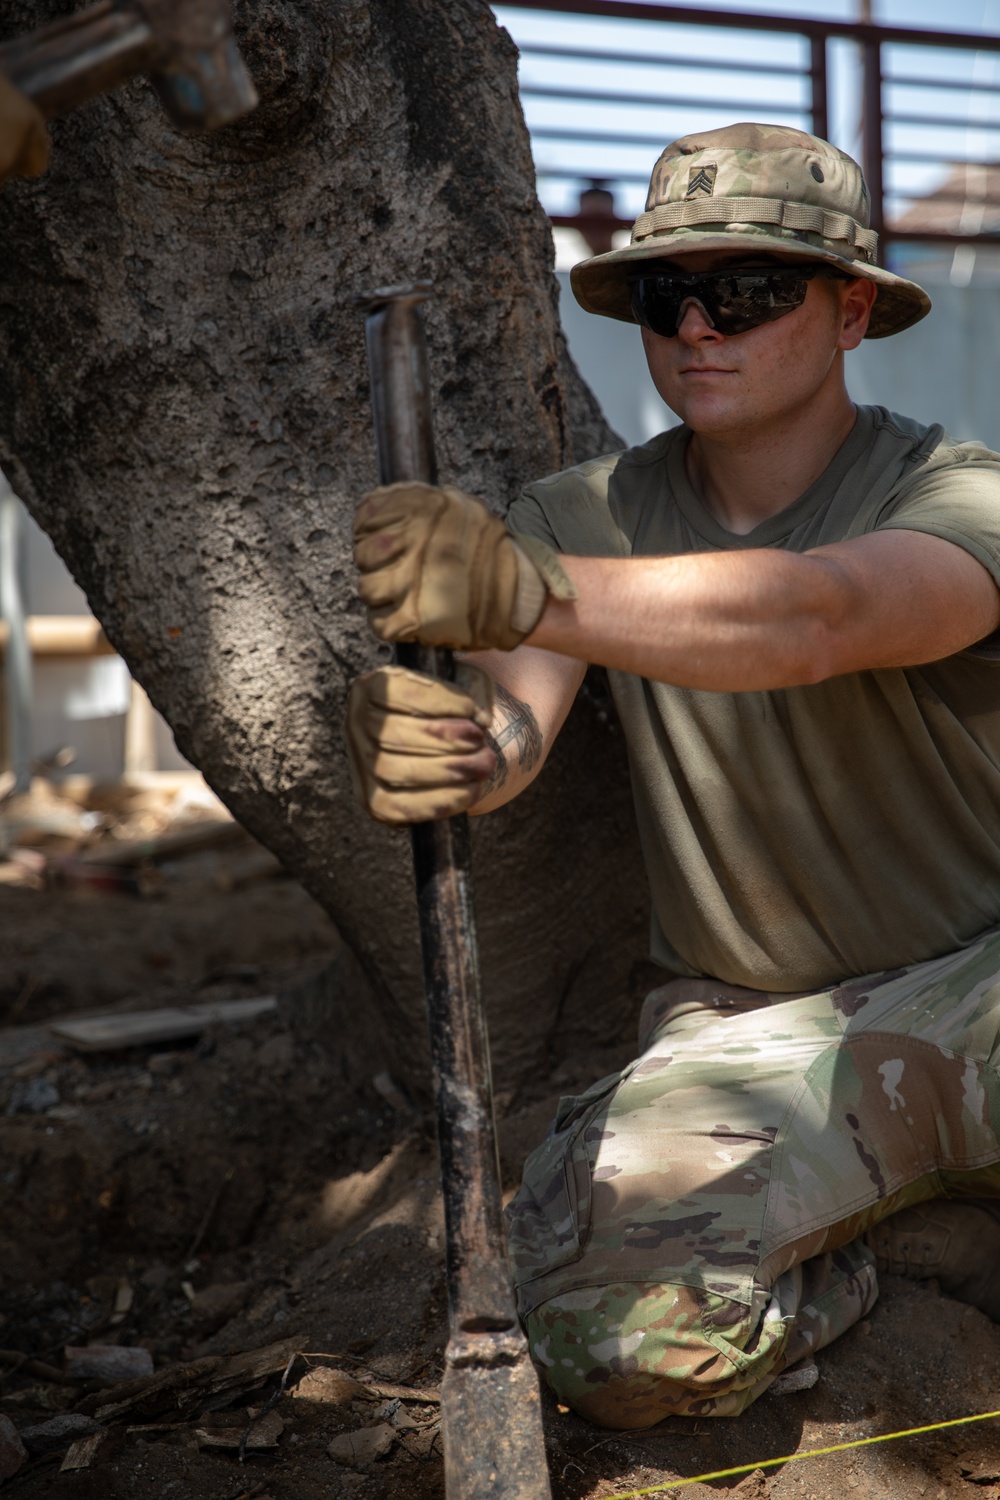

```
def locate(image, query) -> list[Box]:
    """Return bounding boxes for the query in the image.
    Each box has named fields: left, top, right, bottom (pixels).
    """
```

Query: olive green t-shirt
left=507, top=405, right=1000, bottom=992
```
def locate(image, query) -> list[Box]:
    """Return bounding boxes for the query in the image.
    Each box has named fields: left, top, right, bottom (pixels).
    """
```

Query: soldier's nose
left=676, top=297, right=719, bottom=340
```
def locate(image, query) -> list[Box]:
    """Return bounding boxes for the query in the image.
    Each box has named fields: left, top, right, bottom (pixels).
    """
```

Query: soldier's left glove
left=345, top=662, right=495, bottom=825
left=354, top=481, right=577, bottom=651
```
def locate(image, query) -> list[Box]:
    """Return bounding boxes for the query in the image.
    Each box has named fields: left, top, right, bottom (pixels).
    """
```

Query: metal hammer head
left=0, top=0, right=257, bottom=132
left=134, top=0, right=258, bottom=130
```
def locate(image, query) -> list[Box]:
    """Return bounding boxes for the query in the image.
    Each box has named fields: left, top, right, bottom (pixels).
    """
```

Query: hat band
left=632, top=196, right=878, bottom=264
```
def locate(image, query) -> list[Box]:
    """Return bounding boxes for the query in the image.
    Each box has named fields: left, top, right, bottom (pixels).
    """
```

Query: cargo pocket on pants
left=506, top=1068, right=630, bottom=1315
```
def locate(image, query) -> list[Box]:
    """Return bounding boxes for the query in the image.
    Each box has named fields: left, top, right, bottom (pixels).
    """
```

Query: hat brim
left=570, top=230, right=931, bottom=339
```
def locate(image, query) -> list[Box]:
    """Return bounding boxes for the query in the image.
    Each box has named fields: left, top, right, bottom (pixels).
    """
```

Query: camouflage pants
left=505, top=930, right=1000, bottom=1428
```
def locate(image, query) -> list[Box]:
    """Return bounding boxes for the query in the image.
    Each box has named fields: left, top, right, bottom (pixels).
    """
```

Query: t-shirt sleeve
left=506, top=484, right=561, bottom=549
left=875, top=450, right=1000, bottom=590
left=505, top=452, right=636, bottom=558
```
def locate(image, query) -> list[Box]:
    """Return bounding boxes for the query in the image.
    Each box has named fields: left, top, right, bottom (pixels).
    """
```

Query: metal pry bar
left=361, top=283, right=553, bottom=1500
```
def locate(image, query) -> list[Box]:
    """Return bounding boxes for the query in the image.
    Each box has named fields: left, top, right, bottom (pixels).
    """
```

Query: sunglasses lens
left=631, top=269, right=815, bottom=337
left=630, top=279, right=680, bottom=337
left=714, top=273, right=812, bottom=333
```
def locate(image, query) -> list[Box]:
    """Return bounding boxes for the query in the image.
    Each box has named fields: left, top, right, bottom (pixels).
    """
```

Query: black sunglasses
left=629, top=264, right=852, bottom=339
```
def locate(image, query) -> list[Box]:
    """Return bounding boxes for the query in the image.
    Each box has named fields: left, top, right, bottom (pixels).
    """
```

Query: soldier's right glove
left=346, top=662, right=495, bottom=825
left=0, top=75, right=50, bottom=184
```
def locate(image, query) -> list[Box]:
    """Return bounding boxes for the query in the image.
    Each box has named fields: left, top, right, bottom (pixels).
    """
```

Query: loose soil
left=0, top=806, right=998, bottom=1500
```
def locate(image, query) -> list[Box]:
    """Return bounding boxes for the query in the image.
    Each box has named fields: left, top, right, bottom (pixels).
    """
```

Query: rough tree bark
left=0, top=0, right=654, bottom=1094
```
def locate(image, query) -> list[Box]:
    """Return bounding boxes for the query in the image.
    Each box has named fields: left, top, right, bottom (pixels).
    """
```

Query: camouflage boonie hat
left=571, top=122, right=931, bottom=339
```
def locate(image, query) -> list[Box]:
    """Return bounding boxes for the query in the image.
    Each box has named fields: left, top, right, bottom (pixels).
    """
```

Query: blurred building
left=892, top=162, right=1000, bottom=287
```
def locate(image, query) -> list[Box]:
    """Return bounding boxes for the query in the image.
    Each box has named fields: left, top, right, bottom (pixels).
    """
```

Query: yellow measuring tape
left=611, top=1406, right=1000, bottom=1498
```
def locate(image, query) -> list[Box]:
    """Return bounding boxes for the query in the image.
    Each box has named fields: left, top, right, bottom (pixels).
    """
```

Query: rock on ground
left=0, top=1414, right=27, bottom=1480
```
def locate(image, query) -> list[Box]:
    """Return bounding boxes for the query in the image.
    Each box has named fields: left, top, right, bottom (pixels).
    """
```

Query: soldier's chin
left=671, top=390, right=751, bottom=436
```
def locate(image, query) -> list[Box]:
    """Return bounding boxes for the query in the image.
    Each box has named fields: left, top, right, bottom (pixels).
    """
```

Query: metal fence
left=498, top=1, right=1000, bottom=262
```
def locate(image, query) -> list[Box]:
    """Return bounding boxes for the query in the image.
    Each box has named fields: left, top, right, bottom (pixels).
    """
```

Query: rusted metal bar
left=890, top=72, right=1000, bottom=93
left=891, top=149, right=997, bottom=164
left=521, top=84, right=802, bottom=113
left=362, top=285, right=552, bottom=1500
left=861, top=37, right=885, bottom=250
left=551, top=210, right=631, bottom=235
left=890, top=111, right=1000, bottom=130
left=520, top=40, right=801, bottom=74
left=809, top=34, right=829, bottom=143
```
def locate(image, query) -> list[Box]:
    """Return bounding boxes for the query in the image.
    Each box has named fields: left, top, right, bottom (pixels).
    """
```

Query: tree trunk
left=0, top=0, right=652, bottom=1094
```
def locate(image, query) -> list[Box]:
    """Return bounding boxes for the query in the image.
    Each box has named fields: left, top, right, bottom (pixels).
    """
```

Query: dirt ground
left=0, top=789, right=999, bottom=1499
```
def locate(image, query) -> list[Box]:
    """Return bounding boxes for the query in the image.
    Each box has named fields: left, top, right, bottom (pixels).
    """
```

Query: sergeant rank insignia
left=685, top=163, right=718, bottom=198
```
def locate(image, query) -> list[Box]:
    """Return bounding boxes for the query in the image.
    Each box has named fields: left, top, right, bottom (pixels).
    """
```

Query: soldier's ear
left=838, top=278, right=878, bottom=351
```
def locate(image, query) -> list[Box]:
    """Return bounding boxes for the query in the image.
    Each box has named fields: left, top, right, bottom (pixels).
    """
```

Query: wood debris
left=0, top=787, right=101, bottom=856
left=75, top=817, right=243, bottom=869
left=206, top=1339, right=301, bottom=1397
left=49, top=996, right=277, bottom=1051
left=0, top=772, right=251, bottom=894
left=110, top=1278, right=134, bottom=1325
left=59, top=1430, right=108, bottom=1472
left=86, top=1357, right=222, bottom=1423
left=362, top=1378, right=441, bottom=1405
left=88, top=1338, right=298, bottom=1423
left=400, top=1426, right=441, bottom=1461
left=195, top=1409, right=284, bottom=1451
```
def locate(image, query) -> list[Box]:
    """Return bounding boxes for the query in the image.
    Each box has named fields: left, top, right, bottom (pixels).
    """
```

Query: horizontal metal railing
left=499, top=0, right=1000, bottom=259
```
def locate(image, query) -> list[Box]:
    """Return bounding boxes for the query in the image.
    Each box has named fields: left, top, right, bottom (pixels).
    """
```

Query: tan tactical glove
left=354, top=481, right=577, bottom=651
left=0, top=75, right=50, bottom=184
left=346, top=662, right=495, bottom=825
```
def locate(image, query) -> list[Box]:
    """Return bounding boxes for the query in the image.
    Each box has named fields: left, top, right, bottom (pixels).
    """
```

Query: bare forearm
left=469, top=680, right=544, bottom=813
left=524, top=552, right=840, bottom=690
left=463, top=645, right=584, bottom=815
left=523, top=534, right=1000, bottom=691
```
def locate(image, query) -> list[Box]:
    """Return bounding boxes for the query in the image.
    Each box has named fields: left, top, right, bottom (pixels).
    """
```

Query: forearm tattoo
left=483, top=683, right=543, bottom=796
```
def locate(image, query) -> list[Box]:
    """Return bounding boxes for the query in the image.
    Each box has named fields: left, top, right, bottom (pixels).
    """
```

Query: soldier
left=0, top=73, right=49, bottom=184
left=347, top=122, right=1000, bottom=1426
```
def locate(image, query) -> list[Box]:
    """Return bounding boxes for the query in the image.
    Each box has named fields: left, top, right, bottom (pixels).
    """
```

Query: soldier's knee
left=524, top=1281, right=762, bottom=1428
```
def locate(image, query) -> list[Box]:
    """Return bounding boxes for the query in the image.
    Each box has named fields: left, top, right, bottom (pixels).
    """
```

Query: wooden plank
left=0, top=616, right=115, bottom=657
left=48, top=996, right=278, bottom=1052
left=75, top=817, right=242, bottom=868
left=124, top=680, right=157, bottom=777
